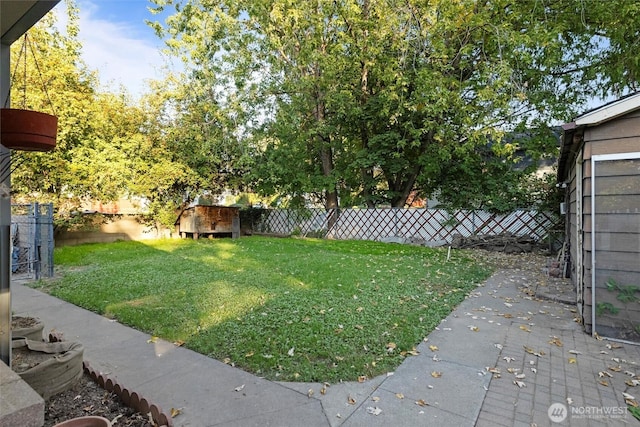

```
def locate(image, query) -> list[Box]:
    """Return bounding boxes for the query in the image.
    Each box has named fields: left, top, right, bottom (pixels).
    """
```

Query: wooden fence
left=247, top=208, right=562, bottom=246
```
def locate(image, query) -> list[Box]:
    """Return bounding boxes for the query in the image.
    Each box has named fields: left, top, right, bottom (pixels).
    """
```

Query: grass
left=34, top=236, right=493, bottom=382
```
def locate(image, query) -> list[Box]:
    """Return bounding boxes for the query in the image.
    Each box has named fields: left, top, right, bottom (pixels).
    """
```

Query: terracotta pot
left=53, top=416, right=112, bottom=427
left=1, top=108, right=57, bottom=151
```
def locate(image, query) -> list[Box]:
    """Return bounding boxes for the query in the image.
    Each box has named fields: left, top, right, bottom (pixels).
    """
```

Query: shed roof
left=558, top=92, right=640, bottom=181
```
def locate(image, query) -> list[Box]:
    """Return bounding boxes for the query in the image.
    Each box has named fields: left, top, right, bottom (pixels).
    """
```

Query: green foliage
left=606, top=279, right=640, bottom=304
left=596, top=302, right=620, bottom=317
left=149, top=0, right=640, bottom=210
left=39, top=237, right=492, bottom=382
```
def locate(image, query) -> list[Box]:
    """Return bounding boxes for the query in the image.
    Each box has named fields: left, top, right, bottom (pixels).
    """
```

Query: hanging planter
left=1, top=33, right=57, bottom=153
left=1, top=108, right=57, bottom=151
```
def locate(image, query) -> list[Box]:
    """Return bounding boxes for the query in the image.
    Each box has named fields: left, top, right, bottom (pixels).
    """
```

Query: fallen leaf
left=372, top=396, right=380, bottom=402
left=429, top=345, right=439, bottom=352
left=486, top=367, right=501, bottom=374
left=514, top=380, right=526, bottom=388
left=515, top=373, right=526, bottom=379
left=245, top=351, right=254, bottom=358
left=386, top=342, right=397, bottom=352
left=599, top=380, right=609, bottom=387
left=607, top=343, right=623, bottom=349
left=568, top=358, right=577, bottom=364
left=609, top=366, right=622, bottom=372
left=404, top=348, right=420, bottom=356
left=626, top=379, right=640, bottom=387
left=431, top=371, right=442, bottom=378
left=503, top=356, right=515, bottom=363
left=234, top=384, right=245, bottom=392
left=415, top=399, right=429, bottom=407
left=548, top=337, right=563, bottom=347
left=598, top=371, right=613, bottom=378
left=366, top=406, right=382, bottom=416
left=396, top=393, right=405, bottom=399
left=502, top=313, right=513, bottom=318
left=146, top=336, right=158, bottom=344
left=173, top=340, right=185, bottom=347
left=468, top=325, right=479, bottom=332
left=569, top=350, right=581, bottom=355
left=321, top=384, right=328, bottom=395
left=288, top=347, right=295, bottom=357
left=519, top=325, right=531, bottom=333
left=358, top=375, right=367, bottom=383
left=307, top=389, right=314, bottom=397
left=567, top=398, right=573, bottom=405
left=348, top=396, right=356, bottom=405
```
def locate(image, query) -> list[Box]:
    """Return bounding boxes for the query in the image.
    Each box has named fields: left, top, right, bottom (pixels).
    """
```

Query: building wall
left=578, top=110, right=640, bottom=340
left=56, top=216, right=171, bottom=246
left=176, top=206, right=240, bottom=238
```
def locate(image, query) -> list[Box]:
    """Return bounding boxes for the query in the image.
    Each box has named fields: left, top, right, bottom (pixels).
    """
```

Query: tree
left=8, top=1, right=185, bottom=230
left=151, top=0, right=640, bottom=210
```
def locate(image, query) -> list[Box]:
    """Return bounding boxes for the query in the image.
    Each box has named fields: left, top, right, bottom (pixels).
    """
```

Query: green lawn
left=35, top=236, right=493, bottom=382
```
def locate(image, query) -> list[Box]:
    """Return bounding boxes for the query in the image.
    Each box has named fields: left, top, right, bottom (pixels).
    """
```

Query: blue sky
left=54, top=0, right=175, bottom=100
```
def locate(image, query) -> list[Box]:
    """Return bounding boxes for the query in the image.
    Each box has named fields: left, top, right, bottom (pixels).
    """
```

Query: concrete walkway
left=10, top=260, right=640, bottom=426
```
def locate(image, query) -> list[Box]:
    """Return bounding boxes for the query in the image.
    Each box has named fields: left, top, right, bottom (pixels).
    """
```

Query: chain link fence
left=11, top=203, right=54, bottom=280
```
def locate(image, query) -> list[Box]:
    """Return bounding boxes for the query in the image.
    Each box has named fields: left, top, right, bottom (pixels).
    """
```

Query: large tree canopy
left=148, top=0, right=640, bottom=210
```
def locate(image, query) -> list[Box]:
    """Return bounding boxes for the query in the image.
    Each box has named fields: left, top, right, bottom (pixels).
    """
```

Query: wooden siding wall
left=177, top=206, right=240, bottom=238
left=580, top=110, right=640, bottom=339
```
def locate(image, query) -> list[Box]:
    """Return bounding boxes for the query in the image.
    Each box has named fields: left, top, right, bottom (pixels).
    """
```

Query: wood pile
left=450, top=232, right=538, bottom=253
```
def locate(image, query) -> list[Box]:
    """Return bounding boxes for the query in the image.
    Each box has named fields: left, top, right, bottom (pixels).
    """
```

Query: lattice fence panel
left=252, top=208, right=560, bottom=244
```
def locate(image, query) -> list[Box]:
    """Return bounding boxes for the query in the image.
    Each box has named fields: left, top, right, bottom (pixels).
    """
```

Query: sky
left=54, top=0, right=175, bottom=100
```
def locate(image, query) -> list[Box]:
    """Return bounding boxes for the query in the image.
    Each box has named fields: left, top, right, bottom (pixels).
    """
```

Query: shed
left=559, top=92, right=640, bottom=342
left=175, top=205, right=240, bottom=239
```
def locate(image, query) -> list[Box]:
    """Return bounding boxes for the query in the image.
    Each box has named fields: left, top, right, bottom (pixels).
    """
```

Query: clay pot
left=53, top=416, right=112, bottom=427
left=1, top=108, right=57, bottom=151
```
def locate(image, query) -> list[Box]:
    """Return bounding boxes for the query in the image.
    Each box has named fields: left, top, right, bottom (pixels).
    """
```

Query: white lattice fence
left=252, top=208, right=559, bottom=243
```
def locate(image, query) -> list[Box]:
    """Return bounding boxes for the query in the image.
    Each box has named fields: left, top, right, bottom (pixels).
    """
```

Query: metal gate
left=591, top=153, right=640, bottom=343
left=10, top=203, right=54, bottom=280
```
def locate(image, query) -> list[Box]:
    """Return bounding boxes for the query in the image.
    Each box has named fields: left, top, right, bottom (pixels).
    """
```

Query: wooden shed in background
left=175, top=205, right=240, bottom=239
left=559, top=92, right=640, bottom=343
